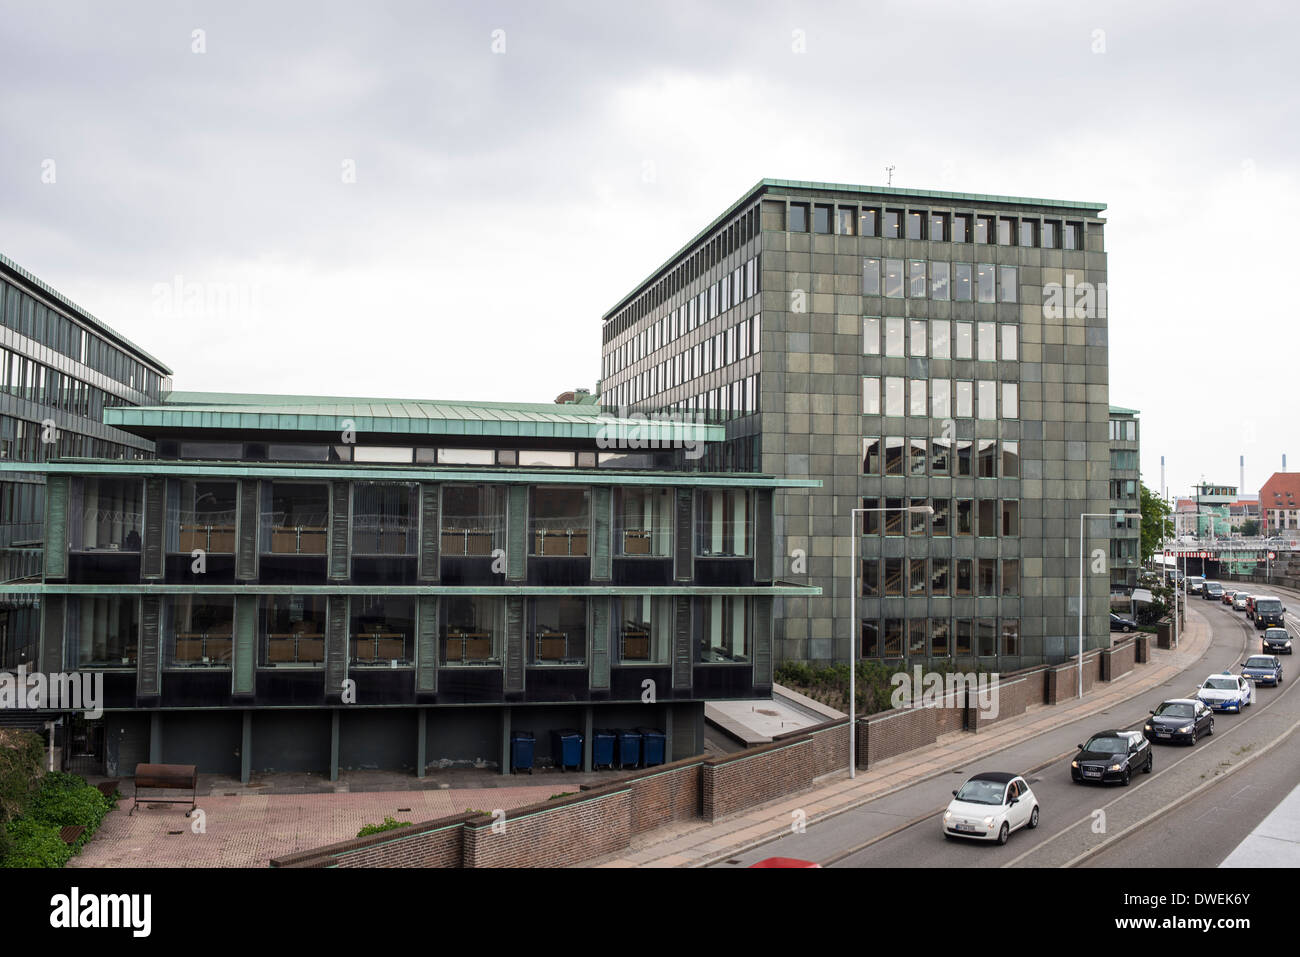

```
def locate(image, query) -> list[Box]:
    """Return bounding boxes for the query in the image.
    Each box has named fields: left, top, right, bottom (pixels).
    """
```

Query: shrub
left=356, top=815, right=410, bottom=838
left=1, top=818, right=74, bottom=869
left=26, top=772, right=113, bottom=846
left=0, top=730, right=45, bottom=826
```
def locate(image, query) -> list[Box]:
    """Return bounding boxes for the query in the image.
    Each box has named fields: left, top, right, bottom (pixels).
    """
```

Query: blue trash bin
left=551, top=728, right=583, bottom=771
left=511, top=731, right=534, bottom=774
left=592, top=729, right=616, bottom=770
left=616, top=729, right=642, bottom=769
left=637, top=727, right=666, bottom=767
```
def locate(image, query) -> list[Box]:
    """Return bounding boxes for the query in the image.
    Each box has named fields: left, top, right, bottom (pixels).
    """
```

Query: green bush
left=0, top=730, right=45, bottom=826
left=1, top=818, right=74, bottom=869
left=26, top=772, right=113, bottom=849
left=356, top=815, right=411, bottom=838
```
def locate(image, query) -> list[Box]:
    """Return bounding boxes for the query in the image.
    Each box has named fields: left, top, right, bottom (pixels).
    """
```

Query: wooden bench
left=130, top=763, right=199, bottom=817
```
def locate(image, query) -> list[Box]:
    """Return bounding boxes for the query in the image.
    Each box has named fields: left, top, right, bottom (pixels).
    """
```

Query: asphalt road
left=714, top=598, right=1300, bottom=868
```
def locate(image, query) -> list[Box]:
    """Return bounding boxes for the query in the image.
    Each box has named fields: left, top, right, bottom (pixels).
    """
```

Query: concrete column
left=148, top=711, right=161, bottom=763
left=582, top=706, right=593, bottom=772
left=416, top=709, right=427, bottom=779
left=240, top=711, right=251, bottom=784
left=329, top=709, right=340, bottom=782
left=500, top=706, right=511, bottom=776
left=664, top=705, right=674, bottom=761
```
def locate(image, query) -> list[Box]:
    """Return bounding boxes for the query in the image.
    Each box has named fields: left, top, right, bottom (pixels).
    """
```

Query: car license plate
left=1157, top=732, right=1171, bottom=738
left=1083, top=769, right=1101, bottom=777
left=954, top=823, right=978, bottom=833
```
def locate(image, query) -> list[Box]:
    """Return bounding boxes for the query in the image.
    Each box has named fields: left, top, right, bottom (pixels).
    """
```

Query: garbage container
left=510, top=731, right=535, bottom=774
left=637, top=727, right=666, bottom=767
left=592, top=729, right=616, bottom=770
left=616, top=729, right=642, bottom=769
left=551, top=728, right=583, bottom=771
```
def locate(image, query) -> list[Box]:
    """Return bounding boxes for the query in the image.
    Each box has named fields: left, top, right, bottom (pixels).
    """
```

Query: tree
left=1140, top=482, right=1174, bottom=565
left=1240, top=519, right=1260, bottom=537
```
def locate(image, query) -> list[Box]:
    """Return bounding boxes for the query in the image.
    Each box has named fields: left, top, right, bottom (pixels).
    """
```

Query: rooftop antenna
left=886, top=165, right=895, bottom=186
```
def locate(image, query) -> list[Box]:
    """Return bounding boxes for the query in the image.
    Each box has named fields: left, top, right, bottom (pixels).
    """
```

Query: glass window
left=956, top=499, right=973, bottom=535
left=531, top=487, right=590, bottom=556
left=885, top=376, right=905, bottom=416
left=930, top=212, right=948, bottom=242
left=977, top=263, right=996, bottom=302
left=1020, top=220, right=1037, bottom=247
left=956, top=559, right=972, bottom=594
left=909, top=559, right=927, bottom=596
left=953, top=214, right=971, bottom=243
left=861, top=620, right=880, bottom=658
left=978, top=501, right=997, bottom=538
left=813, top=204, right=832, bottom=233
left=862, top=437, right=881, bottom=474
left=837, top=207, right=857, bottom=235
left=696, top=488, right=750, bottom=557
left=789, top=203, right=809, bottom=232
left=442, top=484, right=506, bottom=556
left=352, top=483, right=417, bottom=555
left=72, top=595, right=139, bottom=668
left=165, top=595, right=236, bottom=670
left=696, top=596, right=748, bottom=662
left=931, top=497, right=950, bottom=534
left=173, top=480, right=237, bottom=554
left=909, top=379, right=927, bottom=417
left=906, top=211, right=924, bottom=240
left=616, top=487, right=672, bottom=557
left=350, top=596, right=416, bottom=667
left=1064, top=222, right=1082, bottom=249
left=956, top=381, right=973, bottom=418
left=909, top=498, right=928, bottom=535
left=863, top=258, right=881, bottom=295
left=354, top=446, right=412, bottom=464
left=883, top=619, right=903, bottom=657
left=261, top=595, right=327, bottom=667
left=1001, top=620, right=1020, bottom=655
left=955, top=322, right=972, bottom=359
left=531, top=596, right=588, bottom=665
left=956, top=619, right=973, bottom=655
left=909, top=438, right=927, bottom=475
left=617, top=595, right=672, bottom=663
left=908, top=260, right=926, bottom=298
left=860, top=558, right=879, bottom=596
left=999, top=266, right=1017, bottom=303
left=977, top=380, right=996, bottom=419
left=930, top=261, right=950, bottom=300
left=860, top=208, right=879, bottom=237
left=863, top=316, right=881, bottom=354
left=977, top=322, right=996, bottom=361
left=862, top=376, right=880, bottom=415
left=909, top=319, right=926, bottom=357
left=263, top=483, right=329, bottom=554
left=1002, top=324, right=1018, bottom=361
left=1002, top=440, right=1019, bottom=477
left=931, top=319, right=951, bottom=359
left=1042, top=221, right=1059, bottom=248
left=954, top=263, right=973, bottom=301
left=884, top=438, right=904, bottom=476
left=1001, top=560, right=1019, bottom=596
left=885, top=317, right=905, bottom=357
left=1002, top=500, right=1020, bottom=536
left=884, top=259, right=905, bottom=298
left=883, top=557, right=903, bottom=593
left=978, top=559, right=998, bottom=595
left=1002, top=382, right=1018, bottom=419
left=69, top=478, right=143, bottom=552
left=519, top=450, right=577, bottom=467
left=997, top=218, right=1015, bottom=245
left=861, top=497, right=880, bottom=535
left=975, top=216, right=994, bottom=244
left=978, top=439, right=998, bottom=477
left=884, top=209, right=902, bottom=238
left=442, top=596, right=504, bottom=666
left=931, top=618, right=950, bottom=656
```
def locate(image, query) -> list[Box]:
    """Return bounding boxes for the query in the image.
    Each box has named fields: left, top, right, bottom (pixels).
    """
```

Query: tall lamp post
left=848, top=503, right=932, bottom=779
left=1078, top=512, right=1114, bottom=699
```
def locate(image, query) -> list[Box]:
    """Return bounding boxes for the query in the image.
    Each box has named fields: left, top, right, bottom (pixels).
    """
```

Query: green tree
left=1140, top=482, right=1174, bottom=565
left=1240, top=519, right=1259, bottom=537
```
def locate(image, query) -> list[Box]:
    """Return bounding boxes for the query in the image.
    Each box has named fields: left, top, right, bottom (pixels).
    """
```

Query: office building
left=600, top=178, right=1112, bottom=667
left=1108, top=406, right=1140, bottom=593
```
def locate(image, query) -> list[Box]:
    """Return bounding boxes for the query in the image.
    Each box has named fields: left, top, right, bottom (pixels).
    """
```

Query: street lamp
left=1078, top=512, right=1113, bottom=699
left=848, top=503, right=933, bottom=779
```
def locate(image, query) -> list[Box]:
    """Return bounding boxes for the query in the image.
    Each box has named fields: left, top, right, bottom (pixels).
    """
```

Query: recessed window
left=884, top=376, right=905, bottom=416
left=884, top=437, right=904, bottom=475
left=442, top=484, right=506, bottom=556
left=165, top=596, right=234, bottom=670
left=862, top=376, right=880, bottom=415
left=438, top=447, right=495, bottom=466
left=530, top=596, right=588, bottom=665
left=813, top=204, right=832, bottom=234
left=954, top=263, right=973, bottom=301
left=1042, top=221, right=1059, bottom=248
left=350, top=597, right=416, bottom=668
left=956, top=500, right=973, bottom=536
left=860, top=207, right=880, bottom=237
left=999, top=266, right=1018, bottom=303
left=909, top=260, right=927, bottom=298
left=930, top=261, right=950, bottom=300
left=260, top=595, right=326, bottom=667
left=955, top=322, right=973, bottom=360
left=906, top=211, right=925, bottom=240
left=909, top=319, right=927, bottom=357
left=1064, top=222, right=1082, bottom=249
left=1002, top=440, right=1019, bottom=477
left=442, top=596, right=504, bottom=667
left=519, top=450, right=577, bottom=467
left=1002, top=324, right=1018, bottom=361
left=931, top=379, right=951, bottom=417
left=884, top=259, right=905, bottom=298
left=837, top=207, right=857, bottom=235
left=956, top=381, right=973, bottom=417
left=863, top=316, right=881, bottom=355
left=1002, top=382, right=1019, bottom=418
left=953, top=214, right=971, bottom=243
left=997, top=218, right=1015, bottom=245
left=1002, top=500, right=1020, bottom=536
left=978, top=439, right=997, bottom=477
left=976, top=263, right=996, bottom=302
left=863, top=258, right=881, bottom=295
left=861, top=558, right=880, bottom=596
left=885, top=317, right=905, bottom=357
left=530, top=487, right=590, bottom=556
left=352, top=483, right=417, bottom=556
left=931, top=320, right=951, bottom=359
left=862, top=437, right=881, bottom=474
left=789, top=203, right=809, bottom=232
left=977, top=380, right=997, bottom=420
left=263, top=483, right=328, bottom=555
left=696, top=489, right=750, bottom=557
left=884, top=209, right=903, bottom=238
left=977, top=322, right=997, bottom=361
left=931, top=497, right=950, bottom=533
left=909, top=380, right=927, bottom=417
left=354, top=446, right=413, bottom=464
left=1019, top=220, right=1038, bottom=247
left=929, top=212, right=949, bottom=242
left=974, top=216, right=994, bottom=243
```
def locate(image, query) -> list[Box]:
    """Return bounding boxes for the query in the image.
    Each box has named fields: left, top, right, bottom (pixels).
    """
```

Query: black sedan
left=1110, top=613, right=1138, bottom=633
left=1071, top=730, right=1152, bottom=785
left=1144, top=698, right=1214, bottom=745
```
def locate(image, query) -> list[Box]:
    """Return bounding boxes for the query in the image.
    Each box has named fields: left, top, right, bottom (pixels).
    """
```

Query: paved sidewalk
left=587, top=615, right=1213, bottom=867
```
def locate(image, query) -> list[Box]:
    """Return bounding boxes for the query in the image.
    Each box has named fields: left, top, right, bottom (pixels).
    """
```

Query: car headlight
left=944, top=811, right=952, bottom=821
left=1178, top=724, right=1193, bottom=733
left=1109, top=763, right=1123, bottom=771
left=1071, top=760, right=1079, bottom=768
left=1144, top=724, right=1152, bottom=731
left=983, top=816, right=995, bottom=828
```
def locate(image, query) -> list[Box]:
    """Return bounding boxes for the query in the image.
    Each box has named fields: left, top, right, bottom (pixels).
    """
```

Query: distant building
left=1107, top=407, right=1140, bottom=592
left=1260, top=472, right=1300, bottom=534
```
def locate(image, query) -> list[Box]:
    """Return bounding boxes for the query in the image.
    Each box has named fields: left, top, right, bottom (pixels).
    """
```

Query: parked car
left=1196, top=671, right=1253, bottom=712
left=943, top=772, right=1040, bottom=845
left=1262, top=627, right=1293, bottom=655
left=1240, top=655, right=1283, bottom=687
left=1110, top=613, right=1138, bottom=633
left=1144, top=699, right=1214, bottom=745
left=1233, top=593, right=1250, bottom=611
left=1203, top=582, right=1224, bottom=601
left=1070, top=730, right=1152, bottom=786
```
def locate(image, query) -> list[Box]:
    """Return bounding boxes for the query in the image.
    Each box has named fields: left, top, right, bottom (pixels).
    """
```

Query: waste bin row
left=509, top=728, right=665, bottom=774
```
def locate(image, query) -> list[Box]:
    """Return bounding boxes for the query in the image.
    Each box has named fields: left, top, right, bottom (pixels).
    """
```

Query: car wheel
left=997, top=822, right=1009, bottom=845
left=1028, top=806, right=1040, bottom=829
left=1206, top=719, right=1214, bottom=736
left=1121, top=768, right=1131, bottom=786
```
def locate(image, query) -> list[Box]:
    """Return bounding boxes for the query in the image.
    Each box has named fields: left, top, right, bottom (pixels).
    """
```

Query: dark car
left=1240, top=655, right=1283, bottom=687
left=1071, top=729, right=1152, bottom=785
left=1203, top=582, right=1224, bottom=601
left=1262, top=627, right=1293, bottom=655
left=1144, top=698, right=1214, bottom=745
left=1110, top=613, right=1137, bottom=633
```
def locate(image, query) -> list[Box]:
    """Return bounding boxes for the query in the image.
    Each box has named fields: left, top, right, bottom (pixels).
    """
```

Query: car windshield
left=1155, top=702, right=1194, bottom=718
left=955, top=780, right=1006, bottom=805
left=1266, top=630, right=1288, bottom=638
left=1244, top=657, right=1275, bottom=669
left=1202, top=677, right=1237, bottom=690
left=1256, top=600, right=1283, bottom=613
left=1084, top=736, right=1127, bottom=753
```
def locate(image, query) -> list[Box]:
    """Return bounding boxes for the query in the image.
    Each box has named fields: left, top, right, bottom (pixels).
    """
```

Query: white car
left=943, top=772, right=1039, bottom=845
left=1233, top=594, right=1249, bottom=611
left=1196, top=672, right=1253, bottom=713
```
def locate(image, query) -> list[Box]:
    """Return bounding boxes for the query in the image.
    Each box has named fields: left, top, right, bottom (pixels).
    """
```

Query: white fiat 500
left=943, top=772, right=1040, bottom=845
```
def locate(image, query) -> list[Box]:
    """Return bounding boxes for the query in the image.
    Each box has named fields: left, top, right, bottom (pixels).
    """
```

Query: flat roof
left=0, top=251, right=173, bottom=375
left=603, top=177, right=1109, bottom=320
left=1109, top=405, right=1140, bottom=415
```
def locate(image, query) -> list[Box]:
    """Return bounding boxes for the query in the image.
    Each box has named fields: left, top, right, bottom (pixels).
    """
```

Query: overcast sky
left=1, top=0, right=1295, bottom=499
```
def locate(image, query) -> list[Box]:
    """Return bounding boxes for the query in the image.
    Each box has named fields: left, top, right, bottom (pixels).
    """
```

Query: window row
left=864, top=317, right=1017, bottom=361
left=863, top=377, right=1018, bottom=420
left=607, top=315, right=760, bottom=408
left=863, top=259, right=1016, bottom=302
left=860, top=556, right=1019, bottom=597
left=860, top=617, right=1023, bottom=659
left=0, top=348, right=137, bottom=422
left=863, top=438, right=1020, bottom=478
left=1108, top=419, right=1138, bottom=441
left=860, top=497, right=1020, bottom=538
left=787, top=202, right=1084, bottom=250
left=68, top=594, right=755, bottom=670
left=0, top=414, right=140, bottom=465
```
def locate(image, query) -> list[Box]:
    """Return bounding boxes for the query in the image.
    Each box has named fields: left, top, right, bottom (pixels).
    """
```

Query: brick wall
left=969, top=671, right=1042, bottom=731
left=463, top=788, right=633, bottom=867
left=626, top=760, right=701, bottom=833
left=864, top=705, right=937, bottom=763
left=1135, top=634, right=1150, bottom=663
left=271, top=812, right=479, bottom=868
left=1047, top=651, right=1101, bottom=705
left=1101, top=639, right=1136, bottom=681
left=701, top=738, right=814, bottom=822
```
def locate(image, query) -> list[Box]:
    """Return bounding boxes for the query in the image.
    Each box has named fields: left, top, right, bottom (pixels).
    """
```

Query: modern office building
left=0, top=254, right=171, bottom=667
left=600, top=178, right=1112, bottom=668
left=3, top=391, right=818, bottom=777
left=1108, top=406, right=1141, bottom=593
